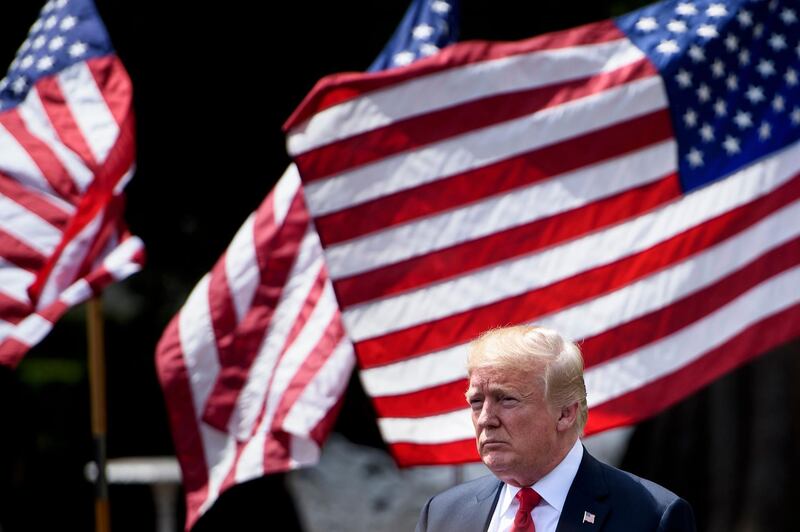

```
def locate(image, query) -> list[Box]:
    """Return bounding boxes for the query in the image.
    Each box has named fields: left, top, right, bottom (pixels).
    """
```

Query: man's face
left=467, top=364, right=562, bottom=487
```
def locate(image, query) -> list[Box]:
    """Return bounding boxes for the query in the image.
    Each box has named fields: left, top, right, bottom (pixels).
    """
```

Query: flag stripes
left=293, top=54, right=653, bottom=186
left=0, top=110, right=81, bottom=202
left=16, top=88, right=96, bottom=193
left=314, top=109, right=673, bottom=248
left=300, top=73, right=665, bottom=220
left=0, top=48, right=143, bottom=368
left=357, top=171, right=800, bottom=400
left=155, top=167, right=356, bottom=529
left=329, top=141, right=677, bottom=309
left=157, top=1, right=465, bottom=524
left=201, top=186, right=311, bottom=432
left=286, top=19, right=624, bottom=140
left=286, top=12, right=800, bottom=467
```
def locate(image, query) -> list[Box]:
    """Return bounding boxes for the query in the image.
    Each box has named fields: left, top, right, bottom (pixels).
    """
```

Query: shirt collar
left=499, top=438, right=584, bottom=514
left=532, top=438, right=583, bottom=512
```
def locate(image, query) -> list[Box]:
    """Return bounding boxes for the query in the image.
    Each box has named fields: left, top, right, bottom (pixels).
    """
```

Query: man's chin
left=481, top=451, right=512, bottom=473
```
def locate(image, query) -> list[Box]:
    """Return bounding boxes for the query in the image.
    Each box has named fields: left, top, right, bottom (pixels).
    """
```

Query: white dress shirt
left=487, top=439, right=584, bottom=532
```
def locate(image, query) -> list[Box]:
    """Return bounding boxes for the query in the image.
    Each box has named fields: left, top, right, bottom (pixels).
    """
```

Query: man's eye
left=501, top=397, right=518, bottom=404
left=469, top=399, right=483, bottom=409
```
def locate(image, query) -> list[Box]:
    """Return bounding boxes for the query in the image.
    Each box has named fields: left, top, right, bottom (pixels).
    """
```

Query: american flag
left=0, top=0, right=143, bottom=368
left=285, top=0, right=800, bottom=467
left=154, top=1, right=459, bottom=528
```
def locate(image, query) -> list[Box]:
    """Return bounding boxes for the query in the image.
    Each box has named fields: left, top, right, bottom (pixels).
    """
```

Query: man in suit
left=416, top=325, right=696, bottom=532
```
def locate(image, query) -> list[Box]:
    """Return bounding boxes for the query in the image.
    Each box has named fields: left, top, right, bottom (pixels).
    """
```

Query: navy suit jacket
left=416, top=449, right=696, bottom=532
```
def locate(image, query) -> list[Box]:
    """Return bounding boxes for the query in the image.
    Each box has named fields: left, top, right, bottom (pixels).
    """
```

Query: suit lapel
left=555, top=449, right=610, bottom=532
left=471, top=477, right=502, bottom=532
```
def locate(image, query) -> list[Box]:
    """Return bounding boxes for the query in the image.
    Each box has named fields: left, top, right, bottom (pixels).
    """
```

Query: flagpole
left=87, top=297, right=111, bottom=532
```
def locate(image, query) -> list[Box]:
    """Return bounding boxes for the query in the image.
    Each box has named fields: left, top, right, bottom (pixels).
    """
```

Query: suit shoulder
left=427, top=474, right=500, bottom=507
left=598, top=460, right=683, bottom=511
left=417, top=475, right=501, bottom=532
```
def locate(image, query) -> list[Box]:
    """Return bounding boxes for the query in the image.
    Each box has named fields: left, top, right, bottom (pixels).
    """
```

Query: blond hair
left=467, top=325, right=588, bottom=432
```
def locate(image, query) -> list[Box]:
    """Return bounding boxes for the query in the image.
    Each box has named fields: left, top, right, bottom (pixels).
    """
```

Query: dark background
left=0, top=1, right=798, bottom=531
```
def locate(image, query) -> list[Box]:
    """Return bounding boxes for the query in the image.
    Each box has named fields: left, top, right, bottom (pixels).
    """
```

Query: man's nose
left=477, top=401, right=500, bottom=428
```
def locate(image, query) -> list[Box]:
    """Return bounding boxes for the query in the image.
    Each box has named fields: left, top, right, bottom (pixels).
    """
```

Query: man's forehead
left=467, top=366, right=539, bottom=394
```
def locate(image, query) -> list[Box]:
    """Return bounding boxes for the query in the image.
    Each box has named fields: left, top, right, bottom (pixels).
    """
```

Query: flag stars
left=706, top=4, right=727, bottom=17
left=786, top=68, right=799, bottom=86
left=676, top=2, right=698, bottom=16
left=791, top=107, right=800, bottom=125
left=68, top=41, right=87, bottom=58
left=60, top=15, right=77, bottom=31
left=724, top=34, right=739, bottom=51
left=688, top=45, right=705, bottom=62
left=430, top=0, right=451, bottom=14
left=11, top=76, right=27, bottom=94
left=753, top=23, right=764, bottom=38
left=726, top=74, right=738, bottom=91
left=738, top=9, right=753, bottom=27
left=773, top=94, right=786, bottom=112
left=711, top=59, right=725, bottom=77
left=723, top=135, right=741, bottom=154
left=739, top=49, right=750, bottom=66
left=36, top=56, right=54, bottom=71
left=32, top=35, right=47, bottom=50
left=420, top=43, right=439, bottom=56
left=745, top=85, right=765, bottom=104
left=20, top=55, right=34, bottom=69
left=699, top=123, right=715, bottom=142
left=656, top=39, right=680, bottom=55
left=667, top=19, right=688, bottom=33
left=733, top=111, right=753, bottom=129
left=31, top=19, right=43, bottom=33
left=55, top=0, right=69, bottom=8
left=686, top=147, right=704, bottom=167
left=696, top=83, right=711, bottom=102
left=676, top=69, right=692, bottom=88
left=714, top=98, right=727, bottom=116
left=48, top=36, right=65, bottom=51
left=44, top=15, right=58, bottom=30
left=757, top=59, right=775, bottom=77
left=392, top=51, right=415, bottom=66
left=769, top=34, right=787, bottom=51
left=781, top=8, right=797, bottom=25
left=683, top=108, right=698, bottom=127
left=758, top=121, right=771, bottom=140
left=636, top=17, right=659, bottom=32
left=412, top=24, right=434, bottom=40
left=697, top=24, right=718, bottom=38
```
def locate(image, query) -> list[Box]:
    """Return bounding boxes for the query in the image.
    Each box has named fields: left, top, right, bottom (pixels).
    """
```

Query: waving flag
left=285, top=0, right=800, bottom=467
left=155, top=0, right=460, bottom=528
left=0, top=0, right=143, bottom=368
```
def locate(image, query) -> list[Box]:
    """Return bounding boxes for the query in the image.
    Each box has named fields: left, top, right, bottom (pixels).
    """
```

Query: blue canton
left=617, top=0, right=800, bottom=192
left=0, top=0, right=113, bottom=110
left=368, top=0, right=460, bottom=72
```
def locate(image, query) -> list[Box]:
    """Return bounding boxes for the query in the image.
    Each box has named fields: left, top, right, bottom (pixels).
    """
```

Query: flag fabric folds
left=154, top=0, right=460, bottom=528
left=0, top=0, right=144, bottom=368
left=285, top=0, right=800, bottom=467
left=157, top=167, right=356, bottom=528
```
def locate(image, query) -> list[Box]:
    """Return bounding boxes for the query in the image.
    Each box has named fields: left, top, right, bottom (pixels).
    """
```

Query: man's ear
left=556, top=402, right=578, bottom=433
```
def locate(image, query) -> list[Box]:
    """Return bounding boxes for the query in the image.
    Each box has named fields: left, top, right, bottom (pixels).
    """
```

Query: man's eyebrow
left=468, top=383, right=520, bottom=397
left=465, top=389, right=482, bottom=399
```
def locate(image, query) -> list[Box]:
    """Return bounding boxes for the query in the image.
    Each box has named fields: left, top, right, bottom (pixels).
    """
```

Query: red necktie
left=510, top=487, right=541, bottom=532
